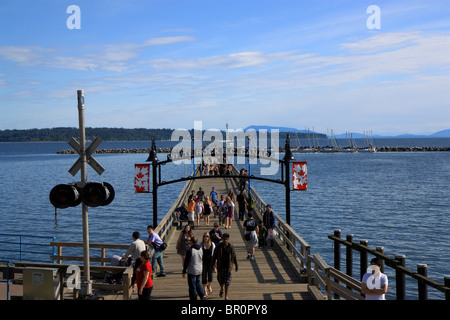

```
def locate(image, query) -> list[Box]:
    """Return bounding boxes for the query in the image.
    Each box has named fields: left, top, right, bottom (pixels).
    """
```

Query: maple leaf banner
left=134, top=164, right=150, bottom=193
left=292, top=161, right=307, bottom=191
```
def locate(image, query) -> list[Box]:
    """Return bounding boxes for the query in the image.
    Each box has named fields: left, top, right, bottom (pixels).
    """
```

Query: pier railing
left=153, top=168, right=198, bottom=241
left=329, top=230, right=450, bottom=300
left=247, top=185, right=311, bottom=277
left=237, top=166, right=367, bottom=300
left=247, top=180, right=450, bottom=300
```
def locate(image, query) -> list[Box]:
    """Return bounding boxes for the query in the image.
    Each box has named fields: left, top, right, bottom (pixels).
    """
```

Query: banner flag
left=292, top=161, right=307, bottom=190
left=134, top=164, right=150, bottom=193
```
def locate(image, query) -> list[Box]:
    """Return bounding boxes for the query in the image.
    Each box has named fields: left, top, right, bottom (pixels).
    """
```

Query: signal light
left=49, top=182, right=114, bottom=209
left=49, top=184, right=81, bottom=209
left=81, top=182, right=115, bottom=207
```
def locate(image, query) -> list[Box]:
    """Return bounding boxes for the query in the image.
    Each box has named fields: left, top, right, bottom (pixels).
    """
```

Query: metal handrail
left=0, top=233, right=56, bottom=263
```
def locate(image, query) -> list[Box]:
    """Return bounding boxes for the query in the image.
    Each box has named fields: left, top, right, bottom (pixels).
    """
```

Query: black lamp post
left=144, top=134, right=296, bottom=229
left=282, top=134, right=294, bottom=225
left=146, top=137, right=159, bottom=227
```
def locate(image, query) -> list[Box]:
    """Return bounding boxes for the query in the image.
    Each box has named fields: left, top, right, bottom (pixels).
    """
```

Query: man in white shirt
left=361, top=258, right=389, bottom=300
left=122, top=231, right=146, bottom=264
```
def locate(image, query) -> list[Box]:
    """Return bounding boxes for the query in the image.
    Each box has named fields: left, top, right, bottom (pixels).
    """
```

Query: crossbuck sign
left=68, top=136, right=105, bottom=176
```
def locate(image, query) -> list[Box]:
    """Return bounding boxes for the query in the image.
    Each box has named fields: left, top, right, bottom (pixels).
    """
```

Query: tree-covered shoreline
left=0, top=127, right=325, bottom=142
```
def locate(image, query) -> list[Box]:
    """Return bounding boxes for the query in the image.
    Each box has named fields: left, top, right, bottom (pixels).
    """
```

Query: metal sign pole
left=77, top=90, right=92, bottom=295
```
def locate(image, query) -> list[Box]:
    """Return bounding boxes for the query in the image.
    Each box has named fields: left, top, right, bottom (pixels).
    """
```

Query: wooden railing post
left=417, top=263, right=428, bottom=300
left=333, top=229, right=341, bottom=271
left=122, top=266, right=133, bottom=300
left=101, top=248, right=106, bottom=267
left=306, top=246, right=312, bottom=285
left=325, top=266, right=332, bottom=300
left=57, top=245, right=62, bottom=264
left=346, top=234, right=353, bottom=289
left=333, top=229, right=341, bottom=299
left=376, top=246, right=384, bottom=272
left=359, top=239, right=368, bottom=281
left=444, top=276, right=450, bottom=300
left=395, top=254, right=406, bottom=300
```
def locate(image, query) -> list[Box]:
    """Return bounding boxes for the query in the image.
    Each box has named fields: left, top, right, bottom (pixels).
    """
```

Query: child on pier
left=257, top=221, right=268, bottom=249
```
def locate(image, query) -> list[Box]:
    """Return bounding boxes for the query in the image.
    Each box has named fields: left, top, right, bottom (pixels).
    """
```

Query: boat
left=359, top=130, right=377, bottom=153
left=341, top=132, right=358, bottom=153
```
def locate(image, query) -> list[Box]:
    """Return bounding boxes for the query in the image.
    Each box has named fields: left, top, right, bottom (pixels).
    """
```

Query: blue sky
left=0, top=0, right=449, bottom=135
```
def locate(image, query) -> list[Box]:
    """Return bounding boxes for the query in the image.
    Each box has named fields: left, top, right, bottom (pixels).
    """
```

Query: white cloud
left=146, top=51, right=271, bottom=70
left=0, top=46, right=52, bottom=66
left=0, top=36, right=196, bottom=72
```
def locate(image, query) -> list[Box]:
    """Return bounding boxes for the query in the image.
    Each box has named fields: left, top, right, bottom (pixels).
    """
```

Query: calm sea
left=0, top=138, right=449, bottom=299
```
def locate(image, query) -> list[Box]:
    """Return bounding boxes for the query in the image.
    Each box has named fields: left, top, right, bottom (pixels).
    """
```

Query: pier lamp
left=146, top=138, right=158, bottom=162
left=146, top=137, right=159, bottom=227
left=282, top=134, right=294, bottom=225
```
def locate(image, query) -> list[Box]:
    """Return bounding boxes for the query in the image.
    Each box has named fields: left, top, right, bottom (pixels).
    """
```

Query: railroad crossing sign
left=68, top=136, right=105, bottom=176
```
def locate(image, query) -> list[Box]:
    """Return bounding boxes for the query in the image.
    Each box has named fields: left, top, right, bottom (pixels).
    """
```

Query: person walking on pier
left=183, top=236, right=206, bottom=300
left=211, top=233, right=238, bottom=300
left=243, top=211, right=258, bottom=261
left=361, top=258, right=388, bottom=300
left=209, top=222, right=223, bottom=246
left=196, top=186, right=205, bottom=201
left=257, top=220, right=268, bottom=249
left=146, top=225, right=166, bottom=277
left=237, top=190, right=248, bottom=221
left=135, top=250, right=153, bottom=300
left=217, top=195, right=226, bottom=226
left=210, top=187, right=218, bottom=217
left=224, top=196, right=235, bottom=229
left=204, top=196, right=212, bottom=226
left=187, top=196, right=195, bottom=228
left=210, top=186, right=218, bottom=206
left=194, top=197, right=204, bottom=227
left=201, top=232, right=215, bottom=297
left=263, top=204, right=275, bottom=246
left=176, top=225, right=193, bottom=268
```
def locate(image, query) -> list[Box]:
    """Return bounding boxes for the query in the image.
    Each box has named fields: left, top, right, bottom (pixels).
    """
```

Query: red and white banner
left=134, top=164, right=150, bottom=193
left=292, top=161, right=307, bottom=190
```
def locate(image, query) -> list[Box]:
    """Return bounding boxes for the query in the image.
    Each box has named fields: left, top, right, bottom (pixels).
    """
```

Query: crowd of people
left=116, top=160, right=391, bottom=301
left=117, top=166, right=278, bottom=301
left=171, top=181, right=277, bottom=300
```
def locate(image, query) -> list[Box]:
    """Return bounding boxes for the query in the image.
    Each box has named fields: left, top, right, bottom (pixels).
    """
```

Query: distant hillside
left=244, top=125, right=327, bottom=139
left=0, top=127, right=174, bottom=142
left=430, top=129, right=450, bottom=137
left=0, top=126, right=327, bottom=142
left=2, top=126, right=447, bottom=142
left=335, top=129, right=450, bottom=139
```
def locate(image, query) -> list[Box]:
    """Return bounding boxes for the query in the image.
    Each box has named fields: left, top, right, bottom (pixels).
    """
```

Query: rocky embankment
left=56, top=146, right=450, bottom=154
left=376, top=146, right=450, bottom=152
left=56, top=148, right=171, bottom=154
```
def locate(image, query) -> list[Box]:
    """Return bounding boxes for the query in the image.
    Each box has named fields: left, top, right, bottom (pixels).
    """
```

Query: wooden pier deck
left=148, top=174, right=312, bottom=300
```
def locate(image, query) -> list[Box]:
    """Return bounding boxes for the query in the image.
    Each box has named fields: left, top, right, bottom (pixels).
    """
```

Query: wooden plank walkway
left=146, top=173, right=312, bottom=300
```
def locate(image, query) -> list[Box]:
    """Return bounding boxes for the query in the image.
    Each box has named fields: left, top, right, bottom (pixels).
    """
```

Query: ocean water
left=0, top=138, right=449, bottom=299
